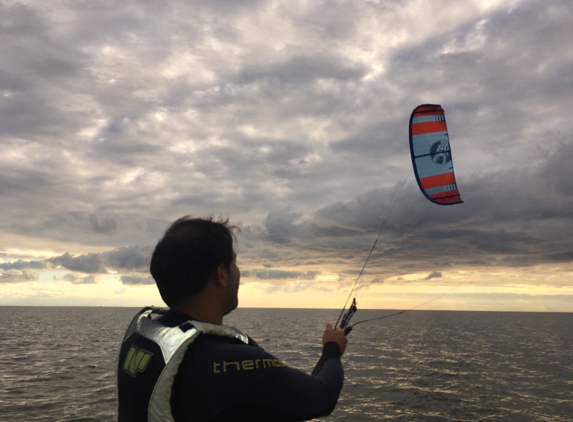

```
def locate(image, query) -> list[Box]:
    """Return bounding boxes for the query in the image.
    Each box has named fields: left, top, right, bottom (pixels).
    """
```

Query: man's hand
left=322, top=323, right=348, bottom=356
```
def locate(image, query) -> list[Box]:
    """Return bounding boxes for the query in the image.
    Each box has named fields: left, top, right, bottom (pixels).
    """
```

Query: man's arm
left=215, top=336, right=345, bottom=421
left=172, top=325, right=348, bottom=422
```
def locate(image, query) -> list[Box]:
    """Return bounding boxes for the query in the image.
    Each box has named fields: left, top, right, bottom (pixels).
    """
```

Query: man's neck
left=171, top=296, right=224, bottom=325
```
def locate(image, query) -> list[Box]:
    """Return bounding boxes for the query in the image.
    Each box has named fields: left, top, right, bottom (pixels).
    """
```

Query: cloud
left=0, top=260, right=46, bottom=270
left=60, top=273, right=78, bottom=282
left=53, top=273, right=98, bottom=284
left=238, top=53, right=368, bottom=85
left=424, top=271, right=443, bottom=280
left=262, top=208, right=304, bottom=243
left=89, top=214, right=117, bottom=235
left=243, top=269, right=320, bottom=281
left=78, top=274, right=97, bottom=284
left=45, top=246, right=153, bottom=275
left=47, top=252, right=106, bottom=274
left=0, top=260, right=45, bottom=284
left=121, top=275, right=155, bottom=285
left=371, top=276, right=384, bottom=284
left=0, top=269, right=39, bottom=283
left=1, top=0, right=573, bottom=305
left=263, top=281, right=332, bottom=294
left=102, top=246, right=153, bottom=270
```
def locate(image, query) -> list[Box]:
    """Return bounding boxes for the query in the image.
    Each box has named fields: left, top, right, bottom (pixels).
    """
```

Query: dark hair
left=150, top=216, right=237, bottom=307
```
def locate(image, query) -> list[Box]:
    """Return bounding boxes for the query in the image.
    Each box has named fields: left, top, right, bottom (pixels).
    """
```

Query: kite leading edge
left=409, top=104, right=463, bottom=205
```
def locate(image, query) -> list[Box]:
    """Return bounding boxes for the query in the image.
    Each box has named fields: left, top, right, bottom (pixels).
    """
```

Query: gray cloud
left=54, top=273, right=98, bottom=285
left=102, top=246, right=153, bottom=270
left=239, top=137, right=573, bottom=275
left=238, top=53, right=368, bottom=85
left=425, top=271, right=443, bottom=280
left=89, top=215, right=117, bottom=235
left=0, top=261, right=45, bottom=285
left=47, top=252, right=106, bottom=274
left=263, top=281, right=333, bottom=294
left=0, top=269, right=38, bottom=283
left=263, top=208, right=304, bottom=243
left=0, top=260, right=46, bottom=270
left=60, top=273, right=79, bottom=282
left=121, top=275, right=155, bottom=285
left=45, top=245, right=153, bottom=275
left=243, top=270, right=320, bottom=281
left=370, top=276, right=384, bottom=284
left=0, top=0, right=572, bottom=295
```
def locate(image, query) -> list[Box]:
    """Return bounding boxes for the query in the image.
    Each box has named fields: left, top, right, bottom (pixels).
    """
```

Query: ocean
left=0, top=307, right=571, bottom=421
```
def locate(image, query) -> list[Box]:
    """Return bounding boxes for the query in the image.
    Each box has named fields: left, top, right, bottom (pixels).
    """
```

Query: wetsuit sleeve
left=171, top=337, right=344, bottom=422
left=311, top=341, right=341, bottom=376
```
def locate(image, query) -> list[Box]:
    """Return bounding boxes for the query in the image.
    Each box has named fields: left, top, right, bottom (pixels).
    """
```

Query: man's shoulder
left=192, top=332, right=258, bottom=349
left=186, top=333, right=274, bottom=364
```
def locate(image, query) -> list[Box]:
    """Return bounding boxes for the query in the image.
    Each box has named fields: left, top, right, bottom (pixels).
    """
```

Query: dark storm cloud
left=243, top=135, right=573, bottom=273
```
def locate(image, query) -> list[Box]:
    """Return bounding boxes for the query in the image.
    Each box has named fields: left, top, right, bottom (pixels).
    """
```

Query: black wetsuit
left=159, top=310, right=344, bottom=422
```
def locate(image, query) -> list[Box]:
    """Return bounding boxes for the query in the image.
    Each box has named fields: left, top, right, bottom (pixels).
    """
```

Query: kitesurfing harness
left=117, top=307, right=249, bottom=422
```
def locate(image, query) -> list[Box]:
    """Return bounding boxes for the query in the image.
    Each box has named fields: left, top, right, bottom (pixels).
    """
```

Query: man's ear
left=211, top=264, right=228, bottom=288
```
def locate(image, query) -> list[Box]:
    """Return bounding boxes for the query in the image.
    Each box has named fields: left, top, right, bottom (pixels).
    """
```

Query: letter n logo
left=123, top=346, right=153, bottom=377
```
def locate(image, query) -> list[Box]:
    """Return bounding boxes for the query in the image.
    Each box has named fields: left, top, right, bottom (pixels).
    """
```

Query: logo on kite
left=430, top=140, right=452, bottom=165
left=409, top=104, right=463, bottom=205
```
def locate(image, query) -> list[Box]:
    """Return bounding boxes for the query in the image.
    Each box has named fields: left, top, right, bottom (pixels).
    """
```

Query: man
left=117, top=216, right=348, bottom=421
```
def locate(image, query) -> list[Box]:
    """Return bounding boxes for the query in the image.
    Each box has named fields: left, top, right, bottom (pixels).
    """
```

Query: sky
left=1, top=0, right=572, bottom=312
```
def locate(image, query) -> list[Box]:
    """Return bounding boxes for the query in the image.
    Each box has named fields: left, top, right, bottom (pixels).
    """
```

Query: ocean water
left=0, top=307, right=572, bottom=421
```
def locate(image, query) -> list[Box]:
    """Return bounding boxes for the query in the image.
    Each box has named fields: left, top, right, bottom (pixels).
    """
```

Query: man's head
left=150, top=216, right=238, bottom=307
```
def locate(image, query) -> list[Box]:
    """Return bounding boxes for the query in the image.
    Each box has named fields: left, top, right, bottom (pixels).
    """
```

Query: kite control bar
left=338, top=298, right=357, bottom=335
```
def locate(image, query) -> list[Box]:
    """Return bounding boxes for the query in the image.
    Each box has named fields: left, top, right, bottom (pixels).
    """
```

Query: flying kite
left=409, top=104, right=463, bottom=205
left=336, top=104, right=464, bottom=333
